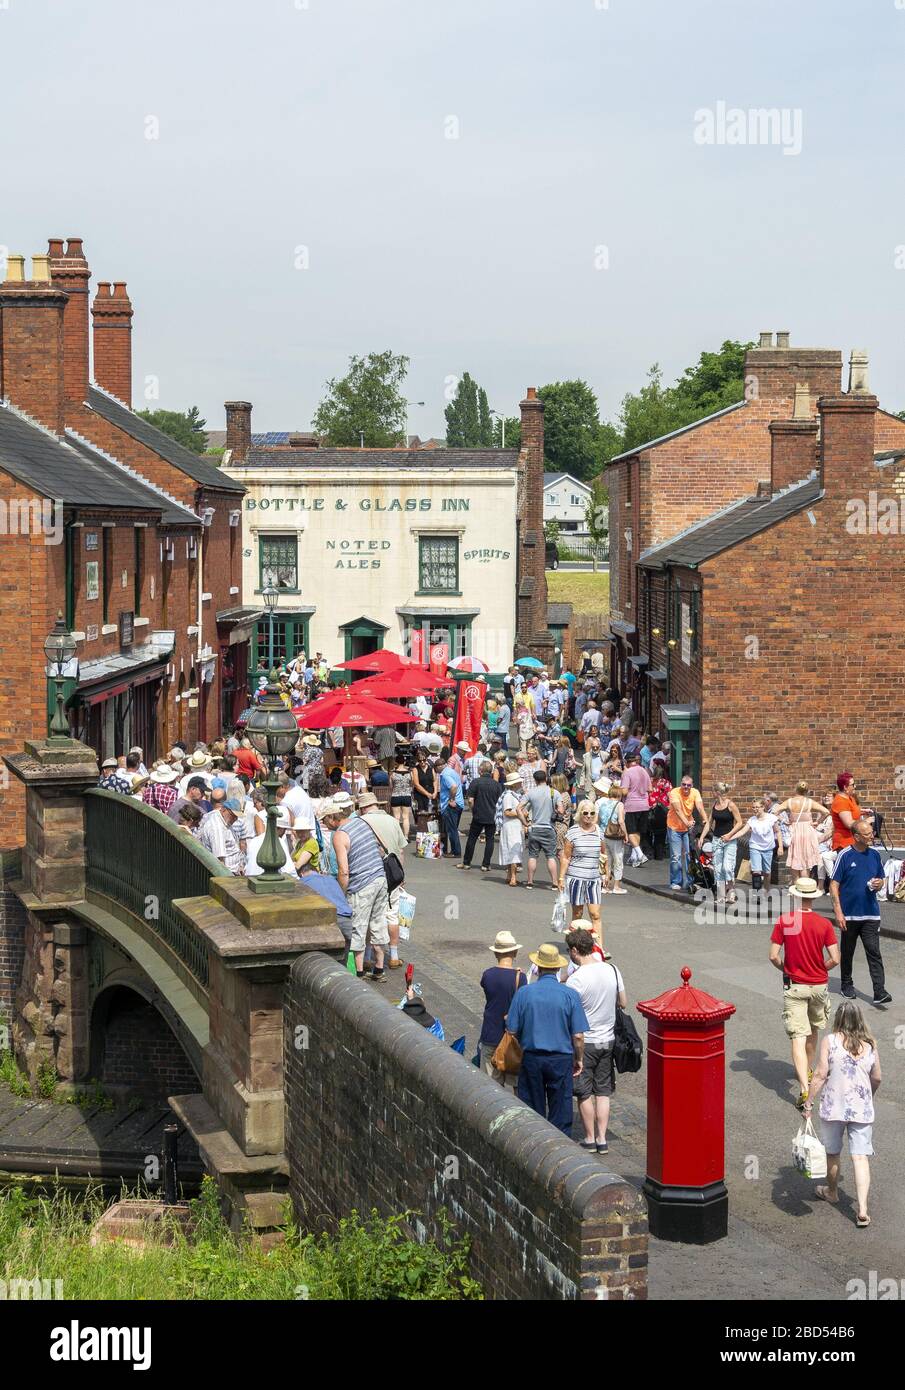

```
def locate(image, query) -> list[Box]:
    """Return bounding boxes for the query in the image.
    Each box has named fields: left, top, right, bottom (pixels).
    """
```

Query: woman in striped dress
left=558, top=800, right=606, bottom=944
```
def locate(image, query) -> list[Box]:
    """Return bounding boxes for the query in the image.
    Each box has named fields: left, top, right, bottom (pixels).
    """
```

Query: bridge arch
left=89, top=982, right=201, bottom=1100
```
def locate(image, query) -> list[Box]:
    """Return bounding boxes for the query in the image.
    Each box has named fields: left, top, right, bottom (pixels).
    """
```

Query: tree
left=491, top=415, right=520, bottom=449
left=137, top=405, right=208, bottom=454
left=615, top=339, right=754, bottom=454
left=312, top=350, right=409, bottom=446
left=445, top=372, right=495, bottom=446
left=583, top=477, right=609, bottom=573
left=538, top=380, right=608, bottom=481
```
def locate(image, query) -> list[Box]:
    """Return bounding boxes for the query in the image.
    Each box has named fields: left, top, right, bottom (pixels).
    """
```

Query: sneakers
left=596, top=1140, right=609, bottom=1154
left=611, top=885, right=628, bottom=895
left=387, top=958, right=404, bottom=970
left=670, top=884, right=682, bottom=891
left=369, top=970, right=388, bottom=984
left=841, top=985, right=857, bottom=1000
left=635, top=853, right=649, bottom=866
left=873, top=991, right=892, bottom=1005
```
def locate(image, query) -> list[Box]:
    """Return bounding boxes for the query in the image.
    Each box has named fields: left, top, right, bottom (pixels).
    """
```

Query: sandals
left=856, top=1214, right=871, bottom=1228
left=814, top=1186, right=838, bottom=1205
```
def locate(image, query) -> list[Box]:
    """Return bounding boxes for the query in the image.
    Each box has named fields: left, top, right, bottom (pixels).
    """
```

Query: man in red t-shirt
left=769, top=876, right=840, bottom=1109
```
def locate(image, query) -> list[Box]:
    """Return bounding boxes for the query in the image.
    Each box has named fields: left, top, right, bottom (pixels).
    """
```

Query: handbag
left=792, top=1117, right=827, bottom=1179
left=363, top=818, right=406, bottom=891
left=610, top=965, right=643, bottom=1073
left=491, top=973, right=524, bottom=1075
left=602, top=803, right=626, bottom=841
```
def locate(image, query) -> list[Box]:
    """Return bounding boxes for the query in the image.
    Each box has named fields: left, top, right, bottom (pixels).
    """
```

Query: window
left=571, top=494, right=581, bottom=506
left=404, top=618, right=470, bottom=658
left=260, top=535, right=298, bottom=591
left=418, top=535, right=459, bottom=594
left=548, top=492, right=558, bottom=504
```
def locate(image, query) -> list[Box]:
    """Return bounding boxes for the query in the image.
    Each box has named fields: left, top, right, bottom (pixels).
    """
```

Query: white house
left=543, top=472, right=591, bottom=533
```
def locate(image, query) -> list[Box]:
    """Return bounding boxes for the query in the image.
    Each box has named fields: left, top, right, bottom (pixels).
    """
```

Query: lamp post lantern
left=43, top=612, right=77, bottom=742
left=262, top=584, right=279, bottom=671
left=244, top=669, right=299, bottom=893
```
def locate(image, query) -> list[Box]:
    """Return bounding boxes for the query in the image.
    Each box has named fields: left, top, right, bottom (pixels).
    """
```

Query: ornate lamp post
left=262, top=584, right=279, bottom=670
left=244, top=669, right=299, bottom=894
left=43, top=612, right=77, bottom=743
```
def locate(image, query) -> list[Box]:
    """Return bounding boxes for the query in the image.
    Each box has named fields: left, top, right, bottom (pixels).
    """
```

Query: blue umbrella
left=515, top=655, right=543, bottom=669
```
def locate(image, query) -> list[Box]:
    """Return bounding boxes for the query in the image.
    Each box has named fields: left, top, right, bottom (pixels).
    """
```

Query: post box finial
left=680, top=966, right=692, bottom=985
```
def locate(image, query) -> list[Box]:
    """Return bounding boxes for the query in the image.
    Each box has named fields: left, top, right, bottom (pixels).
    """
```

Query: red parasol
left=295, top=687, right=418, bottom=729
left=333, top=650, right=415, bottom=674
left=355, top=669, right=447, bottom=698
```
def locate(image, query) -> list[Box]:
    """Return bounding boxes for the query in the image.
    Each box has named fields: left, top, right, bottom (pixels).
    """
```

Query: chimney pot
left=775, top=331, right=790, bottom=349
left=792, top=382, right=810, bottom=420
left=525, top=386, right=537, bottom=400
left=32, top=255, right=51, bottom=283
left=47, top=238, right=65, bottom=258
left=848, top=350, right=870, bottom=394
left=97, top=281, right=112, bottom=298
left=759, top=331, right=773, bottom=348
left=66, top=238, right=85, bottom=259
left=112, top=281, right=129, bottom=300
left=5, top=255, right=26, bottom=283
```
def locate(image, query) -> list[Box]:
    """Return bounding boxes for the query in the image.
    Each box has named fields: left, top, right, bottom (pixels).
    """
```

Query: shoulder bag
left=363, top=817, right=406, bottom=892
left=610, top=964, right=643, bottom=1073
left=491, top=972, right=525, bottom=1075
left=603, top=803, right=626, bottom=840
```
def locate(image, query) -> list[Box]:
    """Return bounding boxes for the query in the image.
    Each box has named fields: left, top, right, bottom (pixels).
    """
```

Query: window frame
left=417, top=533, right=460, bottom=596
left=259, top=533, right=300, bottom=594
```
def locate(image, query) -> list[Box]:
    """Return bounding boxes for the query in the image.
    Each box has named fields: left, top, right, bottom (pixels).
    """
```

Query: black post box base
left=643, top=1177, right=729, bottom=1243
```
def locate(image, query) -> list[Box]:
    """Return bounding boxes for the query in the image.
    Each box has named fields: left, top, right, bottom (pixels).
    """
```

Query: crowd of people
left=94, top=648, right=896, bottom=1224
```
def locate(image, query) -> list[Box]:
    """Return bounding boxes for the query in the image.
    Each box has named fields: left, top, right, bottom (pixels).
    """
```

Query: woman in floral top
left=647, top=761, right=672, bottom=861
left=804, top=1001, right=881, bottom=1227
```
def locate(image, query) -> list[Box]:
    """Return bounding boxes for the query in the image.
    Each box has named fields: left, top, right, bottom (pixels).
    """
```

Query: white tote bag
left=793, top=1118, right=827, bottom=1179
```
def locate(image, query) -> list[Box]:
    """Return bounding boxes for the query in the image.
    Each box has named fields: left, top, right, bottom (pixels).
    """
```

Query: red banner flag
left=451, top=679, right=487, bottom=757
left=410, top=628, right=426, bottom=667
left=429, top=642, right=449, bottom=678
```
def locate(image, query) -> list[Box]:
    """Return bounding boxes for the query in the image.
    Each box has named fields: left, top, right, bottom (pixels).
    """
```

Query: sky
left=2, top=0, right=904, bottom=437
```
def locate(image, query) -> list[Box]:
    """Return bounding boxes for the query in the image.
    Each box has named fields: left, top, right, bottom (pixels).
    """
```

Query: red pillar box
left=637, top=966, right=736, bottom=1243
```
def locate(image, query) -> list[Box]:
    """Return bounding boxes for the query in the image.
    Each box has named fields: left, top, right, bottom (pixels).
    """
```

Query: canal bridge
left=3, top=735, right=345, bottom=1222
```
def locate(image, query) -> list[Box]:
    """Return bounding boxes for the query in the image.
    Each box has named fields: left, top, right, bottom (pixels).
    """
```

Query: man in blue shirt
left=830, top=817, right=891, bottom=1004
left=506, top=943, right=588, bottom=1136
left=437, top=756, right=464, bottom=858
left=297, top=867, right=353, bottom=941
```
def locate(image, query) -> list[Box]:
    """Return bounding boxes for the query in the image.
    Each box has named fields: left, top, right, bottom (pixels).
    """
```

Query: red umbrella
left=356, top=669, right=446, bottom=698
left=333, top=649, right=416, bottom=674
left=295, top=688, right=418, bottom=729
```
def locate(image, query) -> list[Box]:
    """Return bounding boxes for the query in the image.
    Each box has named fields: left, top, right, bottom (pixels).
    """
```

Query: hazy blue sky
left=3, top=0, right=904, bottom=436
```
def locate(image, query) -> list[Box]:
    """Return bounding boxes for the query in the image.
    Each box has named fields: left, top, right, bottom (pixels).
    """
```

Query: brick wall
left=700, top=392, right=905, bottom=833
left=0, top=851, right=26, bottom=1025
left=285, top=954, right=647, bottom=1301
left=98, top=988, right=200, bottom=1097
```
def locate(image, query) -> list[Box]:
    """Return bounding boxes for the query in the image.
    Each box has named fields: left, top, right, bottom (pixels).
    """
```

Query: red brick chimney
left=818, top=351, right=878, bottom=500
left=92, top=280, right=134, bottom=405
left=516, top=387, right=554, bottom=661
left=48, top=237, right=91, bottom=405
left=769, top=384, right=819, bottom=493
left=0, top=254, right=67, bottom=433
left=743, top=333, right=842, bottom=411
left=225, top=401, right=253, bottom=462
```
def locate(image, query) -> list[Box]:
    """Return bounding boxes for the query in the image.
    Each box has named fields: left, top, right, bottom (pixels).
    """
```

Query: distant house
left=543, top=472, right=591, bottom=533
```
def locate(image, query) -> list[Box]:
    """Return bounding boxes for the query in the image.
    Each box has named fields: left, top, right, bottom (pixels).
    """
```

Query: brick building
left=605, top=337, right=905, bottom=834
left=0, top=240, right=249, bottom=849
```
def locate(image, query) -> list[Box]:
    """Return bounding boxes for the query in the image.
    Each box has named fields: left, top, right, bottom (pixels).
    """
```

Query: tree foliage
left=538, top=380, right=607, bottom=481
left=137, top=405, right=209, bottom=454
left=445, top=372, right=494, bottom=446
left=616, top=340, right=753, bottom=454
left=312, top=351, right=410, bottom=447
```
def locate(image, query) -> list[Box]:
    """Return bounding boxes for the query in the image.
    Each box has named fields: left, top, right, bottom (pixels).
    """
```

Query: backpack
left=610, top=965, right=643, bottom=1073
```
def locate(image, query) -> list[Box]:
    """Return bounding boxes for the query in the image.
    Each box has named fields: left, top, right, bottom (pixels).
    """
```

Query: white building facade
left=543, top=472, right=591, bottom=533
left=224, top=448, right=520, bottom=670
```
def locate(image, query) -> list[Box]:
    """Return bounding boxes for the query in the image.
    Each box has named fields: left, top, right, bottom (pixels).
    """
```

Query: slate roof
left=638, top=475, right=822, bottom=570
left=238, top=447, right=518, bottom=471
left=543, top=471, right=589, bottom=491
left=547, top=602, right=573, bottom=627
left=86, top=387, right=244, bottom=494
left=607, top=400, right=747, bottom=465
left=0, top=403, right=198, bottom=524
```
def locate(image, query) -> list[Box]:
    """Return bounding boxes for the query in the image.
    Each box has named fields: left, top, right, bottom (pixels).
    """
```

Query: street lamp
left=403, top=400, right=425, bottom=448
left=244, top=670, right=300, bottom=894
left=43, top=612, right=77, bottom=742
left=262, top=584, right=279, bottom=670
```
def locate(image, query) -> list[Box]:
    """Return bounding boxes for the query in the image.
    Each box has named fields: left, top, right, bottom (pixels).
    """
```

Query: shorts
left=390, top=796, right=412, bottom=807
left=781, top=982, right=830, bottom=1039
left=566, top=876, right=602, bottom=907
left=386, top=883, right=401, bottom=928
left=527, top=826, right=557, bottom=859
left=624, top=810, right=649, bottom=837
left=348, top=876, right=390, bottom=953
left=573, top=1042, right=615, bottom=1099
left=820, top=1119, right=874, bottom=1157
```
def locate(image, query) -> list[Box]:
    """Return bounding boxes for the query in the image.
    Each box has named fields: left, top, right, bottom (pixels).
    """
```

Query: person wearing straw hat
left=478, top=932, right=527, bottom=1089
left=498, top=771, right=527, bottom=887
left=98, top=757, right=129, bottom=794
left=141, top=763, right=180, bottom=815
left=505, top=943, right=588, bottom=1135
left=769, top=876, right=840, bottom=1111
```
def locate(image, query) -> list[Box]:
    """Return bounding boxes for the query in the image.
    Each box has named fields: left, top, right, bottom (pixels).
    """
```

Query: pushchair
left=688, top=837, right=716, bottom=896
